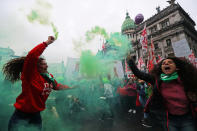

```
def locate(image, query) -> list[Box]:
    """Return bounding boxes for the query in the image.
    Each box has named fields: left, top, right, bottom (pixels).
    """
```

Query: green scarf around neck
left=40, top=73, right=56, bottom=87
left=160, top=72, right=178, bottom=82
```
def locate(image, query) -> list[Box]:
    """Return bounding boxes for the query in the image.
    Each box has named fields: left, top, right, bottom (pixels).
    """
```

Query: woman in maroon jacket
left=3, top=36, right=73, bottom=131
left=127, top=56, right=197, bottom=131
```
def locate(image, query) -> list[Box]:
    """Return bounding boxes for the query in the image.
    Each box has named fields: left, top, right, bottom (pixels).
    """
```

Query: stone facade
left=122, top=3, right=197, bottom=64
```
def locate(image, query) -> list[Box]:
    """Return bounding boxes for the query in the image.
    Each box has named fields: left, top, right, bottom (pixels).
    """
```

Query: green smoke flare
left=26, top=0, right=59, bottom=39
left=51, top=23, right=59, bottom=40
left=85, top=26, right=109, bottom=42
left=27, top=10, right=38, bottom=22
left=104, top=32, right=131, bottom=59
left=79, top=50, right=101, bottom=78
left=27, top=9, right=50, bottom=25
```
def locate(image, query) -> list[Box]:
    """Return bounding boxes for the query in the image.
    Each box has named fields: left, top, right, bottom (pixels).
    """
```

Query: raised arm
left=55, top=83, right=77, bottom=90
left=22, top=36, right=55, bottom=81
left=126, top=55, right=155, bottom=85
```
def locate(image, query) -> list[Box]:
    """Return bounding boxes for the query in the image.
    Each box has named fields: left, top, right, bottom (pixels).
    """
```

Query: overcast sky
left=0, top=0, right=196, bottom=63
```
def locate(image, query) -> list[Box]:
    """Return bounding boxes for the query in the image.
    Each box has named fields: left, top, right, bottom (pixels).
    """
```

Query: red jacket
left=14, top=42, right=57, bottom=113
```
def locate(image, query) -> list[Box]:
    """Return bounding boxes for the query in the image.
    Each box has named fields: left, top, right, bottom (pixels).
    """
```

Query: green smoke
left=51, top=23, right=59, bottom=40
left=84, top=26, right=131, bottom=60
left=26, top=0, right=59, bottom=39
left=85, top=26, right=109, bottom=42
left=27, top=10, right=38, bottom=23
left=27, top=9, right=50, bottom=25
left=79, top=50, right=101, bottom=78
left=104, top=32, right=131, bottom=59
left=79, top=51, right=122, bottom=80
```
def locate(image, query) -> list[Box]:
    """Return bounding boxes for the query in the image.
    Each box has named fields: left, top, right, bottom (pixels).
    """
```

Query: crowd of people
left=2, top=36, right=197, bottom=131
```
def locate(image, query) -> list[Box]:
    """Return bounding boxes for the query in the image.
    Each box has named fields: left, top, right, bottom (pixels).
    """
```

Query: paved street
left=80, top=113, right=163, bottom=131
left=54, top=107, right=163, bottom=131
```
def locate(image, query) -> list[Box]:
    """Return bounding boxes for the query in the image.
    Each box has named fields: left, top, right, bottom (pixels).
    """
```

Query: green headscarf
left=160, top=72, right=178, bottom=82
left=40, top=73, right=56, bottom=87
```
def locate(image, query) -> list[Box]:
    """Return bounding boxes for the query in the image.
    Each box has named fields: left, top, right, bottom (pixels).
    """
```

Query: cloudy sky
left=0, top=0, right=196, bottom=63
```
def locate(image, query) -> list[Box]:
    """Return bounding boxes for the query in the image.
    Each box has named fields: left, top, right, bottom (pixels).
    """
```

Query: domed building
left=121, top=12, right=136, bottom=32
left=121, top=12, right=136, bottom=42
left=122, top=2, right=197, bottom=67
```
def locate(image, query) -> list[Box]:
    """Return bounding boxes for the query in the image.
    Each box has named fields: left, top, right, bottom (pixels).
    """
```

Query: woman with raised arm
left=126, top=55, right=197, bottom=131
left=3, top=36, right=73, bottom=131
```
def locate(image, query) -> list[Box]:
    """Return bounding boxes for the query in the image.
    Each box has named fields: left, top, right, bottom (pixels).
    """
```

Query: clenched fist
left=45, top=36, right=55, bottom=45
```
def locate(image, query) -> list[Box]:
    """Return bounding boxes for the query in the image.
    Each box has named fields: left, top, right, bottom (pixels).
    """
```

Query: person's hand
left=69, top=86, right=77, bottom=89
left=126, top=52, right=132, bottom=62
left=68, top=83, right=80, bottom=89
left=126, top=52, right=136, bottom=61
left=45, top=36, right=55, bottom=45
left=187, top=92, right=197, bottom=102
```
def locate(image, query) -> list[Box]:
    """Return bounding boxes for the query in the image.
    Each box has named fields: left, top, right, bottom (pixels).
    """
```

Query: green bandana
left=40, top=73, right=56, bottom=87
left=160, top=72, right=178, bottom=82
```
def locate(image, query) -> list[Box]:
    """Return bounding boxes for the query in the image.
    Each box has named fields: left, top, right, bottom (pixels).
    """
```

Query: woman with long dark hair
left=127, top=56, right=197, bottom=131
left=3, top=36, right=73, bottom=131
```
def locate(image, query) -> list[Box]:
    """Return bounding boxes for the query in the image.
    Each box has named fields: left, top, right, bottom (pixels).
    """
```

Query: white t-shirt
left=104, top=83, right=113, bottom=98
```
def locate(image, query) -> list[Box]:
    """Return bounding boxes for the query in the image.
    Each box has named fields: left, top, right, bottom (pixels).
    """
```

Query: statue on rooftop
left=167, top=0, right=176, bottom=5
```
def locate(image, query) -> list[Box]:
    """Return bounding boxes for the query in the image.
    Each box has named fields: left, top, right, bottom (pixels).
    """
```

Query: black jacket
left=127, top=59, right=197, bottom=128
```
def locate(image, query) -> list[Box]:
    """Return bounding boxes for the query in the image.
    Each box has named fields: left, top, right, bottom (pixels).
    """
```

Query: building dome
left=121, top=12, right=135, bottom=32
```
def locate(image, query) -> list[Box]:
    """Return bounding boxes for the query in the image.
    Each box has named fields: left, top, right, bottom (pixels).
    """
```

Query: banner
left=140, top=24, right=148, bottom=54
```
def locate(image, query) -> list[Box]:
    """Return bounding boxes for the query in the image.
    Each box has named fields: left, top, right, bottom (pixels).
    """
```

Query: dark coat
left=127, top=59, right=197, bottom=128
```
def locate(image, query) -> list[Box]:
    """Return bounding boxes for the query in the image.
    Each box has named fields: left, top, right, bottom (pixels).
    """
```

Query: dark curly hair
left=151, top=57, right=197, bottom=93
left=2, top=57, right=45, bottom=83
